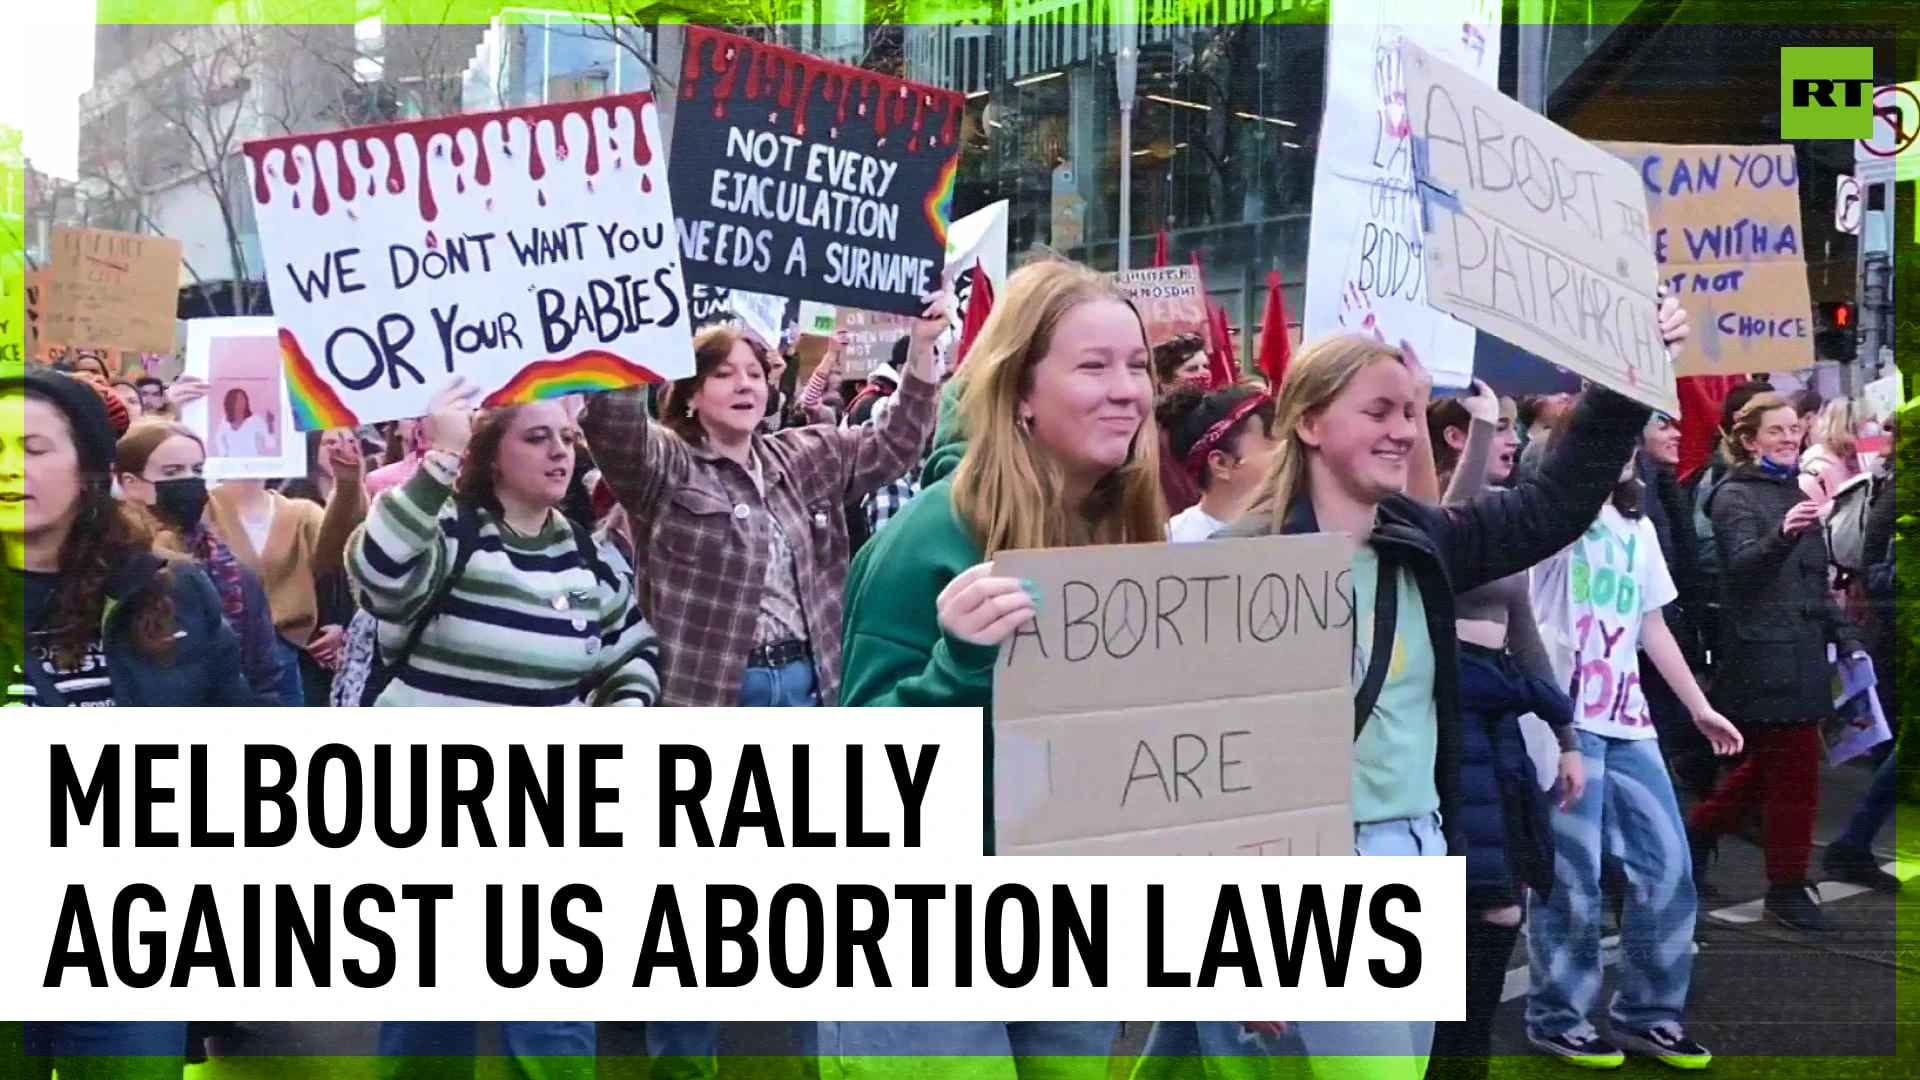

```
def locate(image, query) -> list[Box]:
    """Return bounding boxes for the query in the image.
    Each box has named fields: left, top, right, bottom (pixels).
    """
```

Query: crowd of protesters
left=3, top=259, right=1906, bottom=1080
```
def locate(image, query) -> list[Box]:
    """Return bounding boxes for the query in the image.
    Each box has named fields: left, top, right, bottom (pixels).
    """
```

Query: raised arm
left=798, top=337, right=844, bottom=411
left=313, top=436, right=368, bottom=579
left=346, top=380, right=476, bottom=623
left=1444, top=418, right=1495, bottom=506
left=578, top=382, right=694, bottom=536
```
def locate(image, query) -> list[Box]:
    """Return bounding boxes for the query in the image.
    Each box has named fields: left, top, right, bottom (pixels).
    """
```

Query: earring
left=1017, top=414, right=1033, bottom=435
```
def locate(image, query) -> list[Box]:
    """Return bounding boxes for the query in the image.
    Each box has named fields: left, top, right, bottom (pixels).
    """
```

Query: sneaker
left=1528, top=1022, right=1626, bottom=1068
left=1615, top=1022, right=1713, bottom=1069
left=1823, top=845, right=1902, bottom=890
left=1765, top=882, right=1831, bottom=931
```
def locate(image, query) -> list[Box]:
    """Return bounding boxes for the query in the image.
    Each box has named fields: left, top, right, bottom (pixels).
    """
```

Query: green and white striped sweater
left=347, top=457, right=660, bottom=706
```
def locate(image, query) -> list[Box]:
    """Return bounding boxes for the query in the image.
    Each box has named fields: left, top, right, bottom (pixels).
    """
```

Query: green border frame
left=5, top=0, right=1916, bottom=1076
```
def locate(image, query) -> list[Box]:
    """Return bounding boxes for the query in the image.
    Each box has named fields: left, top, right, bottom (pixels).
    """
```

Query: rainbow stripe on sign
left=482, top=350, right=665, bottom=408
left=281, top=329, right=360, bottom=431
left=924, top=155, right=960, bottom=248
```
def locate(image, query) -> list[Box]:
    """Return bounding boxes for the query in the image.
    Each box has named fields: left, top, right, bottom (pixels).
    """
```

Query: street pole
left=1517, top=1, right=1547, bottom=112
left=1115, top=19, right=1138, bottom=273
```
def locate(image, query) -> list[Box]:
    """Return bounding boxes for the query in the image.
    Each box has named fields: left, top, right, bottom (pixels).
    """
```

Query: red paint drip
left=529, top=125, right=546, bottom=181
left=451, top=137, right=465, bottom=167
left=386, top=136, right=405, bottom=193
left=641, top=174, right=652, bottom=193
left=554, top=119, right=569, bottom=162
left=426, top=231, right=438, bottom=249
left=474, top=130, right=492, bottom=186
left=311, top=156, right=330, bottom=216
left=248, top=149, right=272, bottom=204
left=285, top=149, right=302, bottom=186
left=358, top=141, right=375, bottom=169
left=336, top=142, right=357, bottom=204
left=584, top=115, right=600, bottom=177
left=457, top=176, right=466, bottom=194
left=414, top=133, right=440, bottom=223
left=538, top=190, right=547, bottom=207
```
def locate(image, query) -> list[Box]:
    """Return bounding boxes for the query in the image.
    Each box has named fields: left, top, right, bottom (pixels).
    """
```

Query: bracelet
left=423, top=449, right=462, bottom=483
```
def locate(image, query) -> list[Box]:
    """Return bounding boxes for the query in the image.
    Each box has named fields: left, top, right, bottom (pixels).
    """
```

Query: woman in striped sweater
left=346, top=379, right=661, bottom=707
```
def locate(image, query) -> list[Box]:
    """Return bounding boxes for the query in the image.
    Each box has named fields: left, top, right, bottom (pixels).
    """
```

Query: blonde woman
left=1141, top=296, right=1689, bottom=1079
left=1799, top=397, right=1861, bottom=503
left=835, top=258, right=1160, bottom=1076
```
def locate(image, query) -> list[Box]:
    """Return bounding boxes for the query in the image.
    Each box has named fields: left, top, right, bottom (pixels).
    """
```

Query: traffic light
left=1815, top=300, right=1856, bottom=362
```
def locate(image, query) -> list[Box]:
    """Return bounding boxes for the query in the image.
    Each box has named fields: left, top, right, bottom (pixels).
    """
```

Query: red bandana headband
left=1182, top=392, right=1271, bottom=479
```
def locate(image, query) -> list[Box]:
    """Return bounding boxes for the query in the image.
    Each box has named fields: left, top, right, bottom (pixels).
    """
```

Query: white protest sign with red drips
left=245, top=94, right=694, bottom=430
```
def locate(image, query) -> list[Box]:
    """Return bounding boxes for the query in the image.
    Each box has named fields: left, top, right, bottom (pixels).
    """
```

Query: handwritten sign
left=668, top=27, right=965, bottom=317
left=244, top=93, right=693, bottom=430
left=992, top=535, right=1356, bottom=856
left=23, top=270, right=44, bottom=361
left=832, top=307, right=914, bottom=379
left=1302, top=0, right=1502, bottom=390
left=45, top=227, right=182, bottom=354
left=1404, top=43, right=1676, bottom=415
left=1598, top=142, right=1813, bottom=377
left=689, top=284, right=787, bottom=350
left=1112, top=266, right=1211, bottom=352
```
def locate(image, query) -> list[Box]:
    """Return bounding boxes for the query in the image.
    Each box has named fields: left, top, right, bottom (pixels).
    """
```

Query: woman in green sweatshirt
left=835, top=258, right=1167, bottom=1080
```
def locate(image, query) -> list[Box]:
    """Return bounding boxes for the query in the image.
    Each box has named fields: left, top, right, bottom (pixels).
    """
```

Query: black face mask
left=152, top=477, right=209, bottom=530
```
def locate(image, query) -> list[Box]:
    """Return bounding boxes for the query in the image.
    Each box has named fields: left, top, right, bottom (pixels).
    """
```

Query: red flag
left=1257, top=271, right=1292, bottom=389
left=1207, top=302, right=1238, bottom=388
left=1152, top=231, right=1169, bottom=268
left=1677, top=374, right=1737, bottom=481
left=952, top=259, right=995, bottom=372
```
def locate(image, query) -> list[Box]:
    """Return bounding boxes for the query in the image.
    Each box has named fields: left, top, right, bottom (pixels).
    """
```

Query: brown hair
left=14, top=386, right=177, bottom=669
left=660, top=325, right=771, bottom=445
left=1151, top=332, right=1207, bottom=387
left=1426, top=397, right=1473, bottom=485
left=116, top=420, right=204, bottom=478
left=950, top=258, right=1165, bottom=556
left=1724, top=391, right=1793, bottom=465
left=454, top=403, right=552, bottom=520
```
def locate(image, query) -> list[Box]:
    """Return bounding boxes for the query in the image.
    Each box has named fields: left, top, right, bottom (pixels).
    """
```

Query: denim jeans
left=738, top=657, right=819, bottom=707
left=19, top=1022, right=188, bottom=1080
left=1833, top=746, right=1899, bottom=853
left=1136, top=815, right=1444, bottom=1080
left=1527, top=731, right=1696, bottom=1038
left=275, top=636, right=306, bottom=708
left=376, top=1022, right=594, bottom=1080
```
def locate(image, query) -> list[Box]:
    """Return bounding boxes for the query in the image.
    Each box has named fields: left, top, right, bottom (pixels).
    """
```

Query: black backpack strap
left=361, top=502, right=481, bottom=705
left=1354, top=548, right=1401, bottom=739
left=567, top=517, right=620, bottom=592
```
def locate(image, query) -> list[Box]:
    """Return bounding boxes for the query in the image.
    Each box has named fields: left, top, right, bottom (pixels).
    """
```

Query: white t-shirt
left=1167, top=505, right=1227, bottom=543
left=215, top=415, right=272, bottom=457
left=1563, top=503, right=1677, bottom=740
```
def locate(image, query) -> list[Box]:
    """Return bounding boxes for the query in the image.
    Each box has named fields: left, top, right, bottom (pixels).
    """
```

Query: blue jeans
left=20, top=1022, right=188, bottom=1080
left=1834, top=746, right=1899, bottom=852
left=1137, top=815, right=1444, bottom=1080
left=1527, top=731, right=1696, bottom=1038
left=738, top=657, right=819, bottom=707
left=275, top=636, right=306, bottom=708
left=377, top=1022, right=593, bottom=1080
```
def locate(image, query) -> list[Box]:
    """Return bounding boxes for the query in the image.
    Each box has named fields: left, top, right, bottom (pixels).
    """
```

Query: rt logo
left=1781, top=47, right=1876, bottom=138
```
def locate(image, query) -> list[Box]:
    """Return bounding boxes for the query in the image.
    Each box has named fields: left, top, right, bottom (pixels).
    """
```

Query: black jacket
left=1227, top=386, right=1650, bottom=853
left=25, top=554, right=259, bottom=708
left=1706, top=465, right=1861, bottom=724
left=1640, top=458, right=1707, bottom=668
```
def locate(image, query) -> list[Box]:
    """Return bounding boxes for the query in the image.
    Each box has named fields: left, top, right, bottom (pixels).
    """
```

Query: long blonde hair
left=950, top=259, right=1165, bottom=557
left=1808, top=398, right=1858, bottom=463
left=1251, top=334, right=1410, bottom=533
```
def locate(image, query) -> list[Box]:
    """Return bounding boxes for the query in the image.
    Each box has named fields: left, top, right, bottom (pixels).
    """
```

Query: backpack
left=358, top=503, right=620, bottom=706
left=1826, top=471, right=1879, bottom=574
left=1689, top=464, right=1729, bottom=581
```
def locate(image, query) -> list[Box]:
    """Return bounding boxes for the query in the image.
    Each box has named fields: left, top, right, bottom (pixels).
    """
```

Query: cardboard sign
left=1302, top=0, right=1503, bottom=390
left=834, top=307, right=915, bottom=379
left=1599, top=142, right=1813, bottom=378
left=668, top=26, right=966, bottom=316
left=23, top=270, right=45, bottom=361
left=1404, top=43, right=1677, bottom=415
left=797, top=300, right=837, bottom=337
left=244, top=93, right=693, bottom=430
left=1113, top=266, right=1212, bottom=352
left=991, top=535, right=1357, bottom=856
left=45, top=227, right=183, bottom=354
left=182, top=318, right=309, bottom=481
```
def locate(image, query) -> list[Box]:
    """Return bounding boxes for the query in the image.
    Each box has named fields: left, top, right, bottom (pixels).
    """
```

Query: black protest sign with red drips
left=669, top=27, right=965, bottom=317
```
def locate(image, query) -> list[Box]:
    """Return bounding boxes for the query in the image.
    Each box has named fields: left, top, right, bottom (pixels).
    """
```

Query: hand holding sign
left=1656, top=288, right=1689, bottom=352
left=427, top=378, right=483, bottom=455
left=1461, top=380, right=1500, bottom=426
left=938, top=562, right=1037, bottom=647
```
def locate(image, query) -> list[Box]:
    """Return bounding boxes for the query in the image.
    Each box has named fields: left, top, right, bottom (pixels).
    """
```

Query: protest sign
left=182, top=318, right=309, bottom=481
left=45, top=227, right=182, bottom=354
left=1403, top=43, right=1677, bottom=415
left=244, top=93, right=693, bottom=430
left=834, top=307, right=915, bottom=379
left=689, top=284, right=786, bottom=348
left=23, top=270, right=44, bottom=360
left=992, top=535, right=1357, bottom=856
left=1599, top=142, right=1812, bottom=377
left=669, top=26, right=966, bottom=316
left=797, top=300, right=838, bottom=337
left=1113, top=266, right=1213, bottom=352
left=1303, top=0, right=1503, bottom=390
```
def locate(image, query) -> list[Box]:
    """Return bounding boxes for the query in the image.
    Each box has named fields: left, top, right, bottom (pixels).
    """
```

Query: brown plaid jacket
left=581, top=373, right=938, bottom=706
